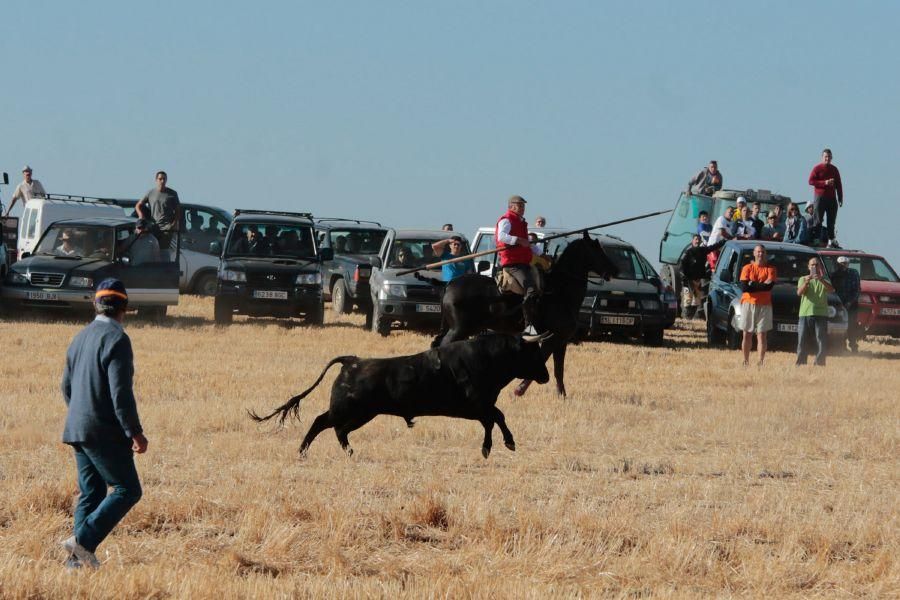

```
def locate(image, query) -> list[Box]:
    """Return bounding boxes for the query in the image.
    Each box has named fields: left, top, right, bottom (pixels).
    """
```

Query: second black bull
left=249, top=333, right=551, bottom=458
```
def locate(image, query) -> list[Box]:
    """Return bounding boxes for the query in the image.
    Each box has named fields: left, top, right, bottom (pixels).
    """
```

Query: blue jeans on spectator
left=73, top=443, right=142, bottom=552
left=796, top=316, right=828, bottom=366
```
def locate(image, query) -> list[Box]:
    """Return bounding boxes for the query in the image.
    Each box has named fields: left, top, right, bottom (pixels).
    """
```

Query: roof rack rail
left=41, top=193, right=129, bottom=205
left=314, top=217, right=383, bottom=227
left=233, top=209, right=313, bottom=219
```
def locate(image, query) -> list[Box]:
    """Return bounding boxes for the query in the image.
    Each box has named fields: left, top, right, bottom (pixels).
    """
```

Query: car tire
left=307, top=302, right=325, bottom=326
left=193, top=272, right=218, bottom=297
left=214, top=297, right=233, bottom=325
left=331, top=279, right=352, bottom=315
left=371, top=304, right=390, bottom=336
left=706, top=303, right=724, bottom=346
left=642, top=328, right=664, bottom=346
left=726, top=310, right=742, bottom=350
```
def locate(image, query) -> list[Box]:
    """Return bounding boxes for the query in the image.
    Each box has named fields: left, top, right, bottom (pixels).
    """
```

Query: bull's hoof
left=504, top=441, right=516, bottom=451
left=344, top=447, right=354, bottom=457
left=481, top=446, right=491, bottom=459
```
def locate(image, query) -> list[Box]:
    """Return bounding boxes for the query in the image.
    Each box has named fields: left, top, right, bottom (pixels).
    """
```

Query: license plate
left=416, top=304, right=441, bottom=313
left=599, top=315, right=635, bottom=325
left=26, top=291, right=59, bottom=301
left=881, top=307, right=900, bottom=316
left=777, top=323, right=798, bottom=333
left=253, top=290, right=288, bottom=300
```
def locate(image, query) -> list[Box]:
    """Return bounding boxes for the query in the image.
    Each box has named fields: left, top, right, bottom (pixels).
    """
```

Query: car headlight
left=7, top=271, right=28, bottom=285
left=382, top=283, right=407, bottom=298
left=827, top=305, right=837, bottom=319
left=295, top=273, right=322, bottom=285
left=70, top=276, right=93, bottom=288
left=220, top=269, right=246, bottom=282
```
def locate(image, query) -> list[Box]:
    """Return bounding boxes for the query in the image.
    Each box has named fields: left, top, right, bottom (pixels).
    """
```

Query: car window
left=740, top=250, right=822, bottom=283
left=714, top=248, right=734, bottom=281
left=328, top=229, right=386, bottom=255
left=474, top=233, right=496, bottom=253
left=34, top=225, right=114, bottom=260
left=182, top=207, right=227, bottom=255
left=388, top=238, right=455, bottom=270
left=856, top=257, right=900, bottom=283
left=24, top=208, right=38, bottom=239
left=225, top=222, right=316, bottom=259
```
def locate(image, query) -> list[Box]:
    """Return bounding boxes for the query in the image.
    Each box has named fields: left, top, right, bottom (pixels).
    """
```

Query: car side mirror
left=21, top=251, right=31, bottom=259
left=370, top=256, right=382, bottom=269
left=209, top=241, right=222, bottom=255
left=477, top=260, right=491, bottom=273
left=119, top=255, right=131, bottom=266
left=2, top=172, right=8, bottom=185
left=319, top=247, right=334, bottom=261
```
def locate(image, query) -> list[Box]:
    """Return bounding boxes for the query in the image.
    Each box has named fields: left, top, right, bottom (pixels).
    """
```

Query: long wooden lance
left=396, top=208, right=673, bottom=276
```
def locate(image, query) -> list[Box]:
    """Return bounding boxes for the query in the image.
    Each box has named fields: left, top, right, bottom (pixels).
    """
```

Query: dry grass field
left=0, top=295, right=897, bottom=598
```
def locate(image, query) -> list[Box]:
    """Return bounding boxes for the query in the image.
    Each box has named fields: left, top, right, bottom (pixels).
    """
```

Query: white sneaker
left=523, top=325, right=537, bottom=335
left=62, top=536, right=100, bottom=569
left=829, top=239, right=841, bottom=249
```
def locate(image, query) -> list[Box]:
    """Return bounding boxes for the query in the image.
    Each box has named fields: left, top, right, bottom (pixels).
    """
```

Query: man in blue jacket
left=60, top=279, right=148, bottom=569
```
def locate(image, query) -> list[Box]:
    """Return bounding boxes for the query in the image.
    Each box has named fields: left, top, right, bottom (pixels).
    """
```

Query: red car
left=820, top=249, right=900, bottom=337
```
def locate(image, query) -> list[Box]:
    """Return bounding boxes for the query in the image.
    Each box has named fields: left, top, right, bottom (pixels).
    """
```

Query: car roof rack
left=315, top=217, right=383, bottom=227
left=233, top=209, right=313, bottom=219
left=41, top=193, right=129, bottom=205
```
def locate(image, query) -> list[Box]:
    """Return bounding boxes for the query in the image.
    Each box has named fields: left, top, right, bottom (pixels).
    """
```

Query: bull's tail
left=247, top=356, right=356, bottom=426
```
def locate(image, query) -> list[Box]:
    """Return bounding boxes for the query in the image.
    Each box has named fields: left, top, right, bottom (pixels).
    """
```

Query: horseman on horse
left=495, top=195, right=544, bottom=333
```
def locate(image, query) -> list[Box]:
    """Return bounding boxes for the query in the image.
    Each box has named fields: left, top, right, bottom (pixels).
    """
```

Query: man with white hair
left=5, top=165, right=47, bottom=216
left=831, top=256, right=861, bottom=352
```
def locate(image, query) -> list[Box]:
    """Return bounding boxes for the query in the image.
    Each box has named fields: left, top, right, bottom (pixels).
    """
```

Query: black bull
left=433, top=234, right=619, bottom=397
left=249, top=333, right=551, bottom=458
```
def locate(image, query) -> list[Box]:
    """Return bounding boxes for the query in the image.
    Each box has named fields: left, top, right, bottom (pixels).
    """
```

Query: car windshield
left=328, top=229, right=386, bottom=255
left=822, top=255, right=900, bottom=283
left=737, top=250, right=823, bottom=283
left=34, top=225, right=116, bottom=260
left=225, top=222, right=316, bottom=259
left=389, top=237, right=457, bottom=270
left=548, top=234, right=651, bottom=280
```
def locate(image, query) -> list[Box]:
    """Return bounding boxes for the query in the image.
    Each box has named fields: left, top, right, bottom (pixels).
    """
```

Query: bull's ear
left=582, top=231, right=590, bottom=240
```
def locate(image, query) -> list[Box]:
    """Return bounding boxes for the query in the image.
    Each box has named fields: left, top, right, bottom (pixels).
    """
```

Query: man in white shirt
left=706, top=206, right=734, bottom=270
left=6, top=165, right=47, bottom=216
left=496, top=196, right=539, bottom=330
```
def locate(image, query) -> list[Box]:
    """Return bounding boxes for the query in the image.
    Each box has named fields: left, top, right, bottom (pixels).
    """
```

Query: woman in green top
left=796, top=257, right=835, bottom=366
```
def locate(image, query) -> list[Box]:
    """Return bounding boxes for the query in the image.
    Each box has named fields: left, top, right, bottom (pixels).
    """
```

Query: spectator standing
left=749, top=202, right=765, bottom=240
left=687, top=161, right=723, bottom=195
left=808, top=148, right=844, bottom=248
left=706, top=206, right=734, bottom=269
left=784, top=203, right=809, bottom=244
left=696, top=211, right=712, bottom=244
left=136, top=171, right=181, bottom=253
left=679, top=236, right=725, bottom=318
left=734, top=207, right=756, bottom=240
left=831, top=256, right=861, bottom=353
left=534, top=216, right=547, bottom=228
left=441, top=224, right=454, bottom=232
left=739, top=245, right=777, bottom=366
left=796, top=257, right=835, bottom=366
left=5, top=165, right=47, bottom=216
left=60, top=279, right=147, bottom=569
left=431, top=235, right=474, bottom=282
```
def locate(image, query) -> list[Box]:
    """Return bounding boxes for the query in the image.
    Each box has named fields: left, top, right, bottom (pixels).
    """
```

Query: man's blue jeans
left=72, top=443, right=142, bottom=552
left=796, top=316, right=828, bottom=366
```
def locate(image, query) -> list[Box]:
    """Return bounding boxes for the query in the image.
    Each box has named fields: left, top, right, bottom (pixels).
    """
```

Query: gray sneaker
left=61, top=536, right=100, bottom=569
left=64, top=554, right=82, bottom=570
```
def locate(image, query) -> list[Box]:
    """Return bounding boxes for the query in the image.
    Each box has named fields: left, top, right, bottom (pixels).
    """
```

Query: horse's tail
left=247, top=356, right=356, bottom=426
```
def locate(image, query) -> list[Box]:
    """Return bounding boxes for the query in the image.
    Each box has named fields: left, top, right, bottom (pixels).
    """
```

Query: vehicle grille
left=29, top=273, right=65, bottom=287
left=407, top=286, right=441, bottom=301
left=246, top=272, right=295, bottom=288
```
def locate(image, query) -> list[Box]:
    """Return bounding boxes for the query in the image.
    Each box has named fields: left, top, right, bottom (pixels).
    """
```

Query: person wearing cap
left=808, top=148, right=844, bottom=248
left=431, top=235, right=474, bottom=282
left=60, top=279, right=147, bottom=569
left=831, top=256, right=861, bottom=352
left=796, top=257, right=835, bottom=366
left=687, top=161, right=723, bottom=196
left=5, top=165, right=47, bottom=216
left=496, top=195, right=539, bottom=331
left=136, top=170, right=181, bottom=255
left=125, top=219, right=161, bottom=266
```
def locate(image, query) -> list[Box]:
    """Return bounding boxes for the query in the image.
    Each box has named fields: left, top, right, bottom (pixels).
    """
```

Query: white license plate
left=253, top=290, right=288, bottom=300
left=777, top=323, right=798, bottom=333
left=599, top=315, right=635, bottom=325
left=881, top=307, right=900, bottom=316
left=26, top=291, right=59, bottom=301
left=416, top=304, right=441, bottom=313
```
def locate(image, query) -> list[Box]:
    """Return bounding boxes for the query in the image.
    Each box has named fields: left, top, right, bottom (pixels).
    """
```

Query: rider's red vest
left=496, top=210, right=532, bottom=266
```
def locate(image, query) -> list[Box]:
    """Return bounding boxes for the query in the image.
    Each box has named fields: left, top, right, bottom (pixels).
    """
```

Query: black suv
left=212, top=210, right=331, bottom=325
left=2, top=216, right=179, bottom=318
left=314, top=218, right=388, bottom=315
left=706, top=240, right=848, bottom=348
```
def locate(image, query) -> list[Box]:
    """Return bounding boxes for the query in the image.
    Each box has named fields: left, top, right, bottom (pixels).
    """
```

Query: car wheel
left=642, top=328, right=664, bottom=346
left=214, top=297, right=233, bottom=325
left=726, top=310, right=742, bottom=350
left=307, top=302, right=325, bottom=326
left=371, top=304, right=390, bottom=336
left=331, top=279, right=352, bottom=315
left=706, top=303, right=724, bottom=346
left=194, top=272, right=218, bottom=296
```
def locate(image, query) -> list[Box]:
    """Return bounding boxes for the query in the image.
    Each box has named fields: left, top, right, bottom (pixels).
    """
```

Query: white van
left=17, top=197, right=123, bottom=260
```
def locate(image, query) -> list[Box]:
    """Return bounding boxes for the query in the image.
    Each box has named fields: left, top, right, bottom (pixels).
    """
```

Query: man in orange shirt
left=739, top=245, right=777, bottom=366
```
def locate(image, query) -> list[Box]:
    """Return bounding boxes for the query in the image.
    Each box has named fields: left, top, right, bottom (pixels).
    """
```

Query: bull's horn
left=523, top=331, right=553, bottom=343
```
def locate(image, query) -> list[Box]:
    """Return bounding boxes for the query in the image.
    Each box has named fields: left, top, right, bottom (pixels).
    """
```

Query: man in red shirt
left=496, top=195, right=538, bottom=331
left=808, top=148, right=844, bottom=248
left=739, top=245, right=777, bottom=366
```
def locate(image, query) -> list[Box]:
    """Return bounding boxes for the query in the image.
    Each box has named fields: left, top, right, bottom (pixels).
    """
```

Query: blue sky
left=2, top=1, right=897, bottom=266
